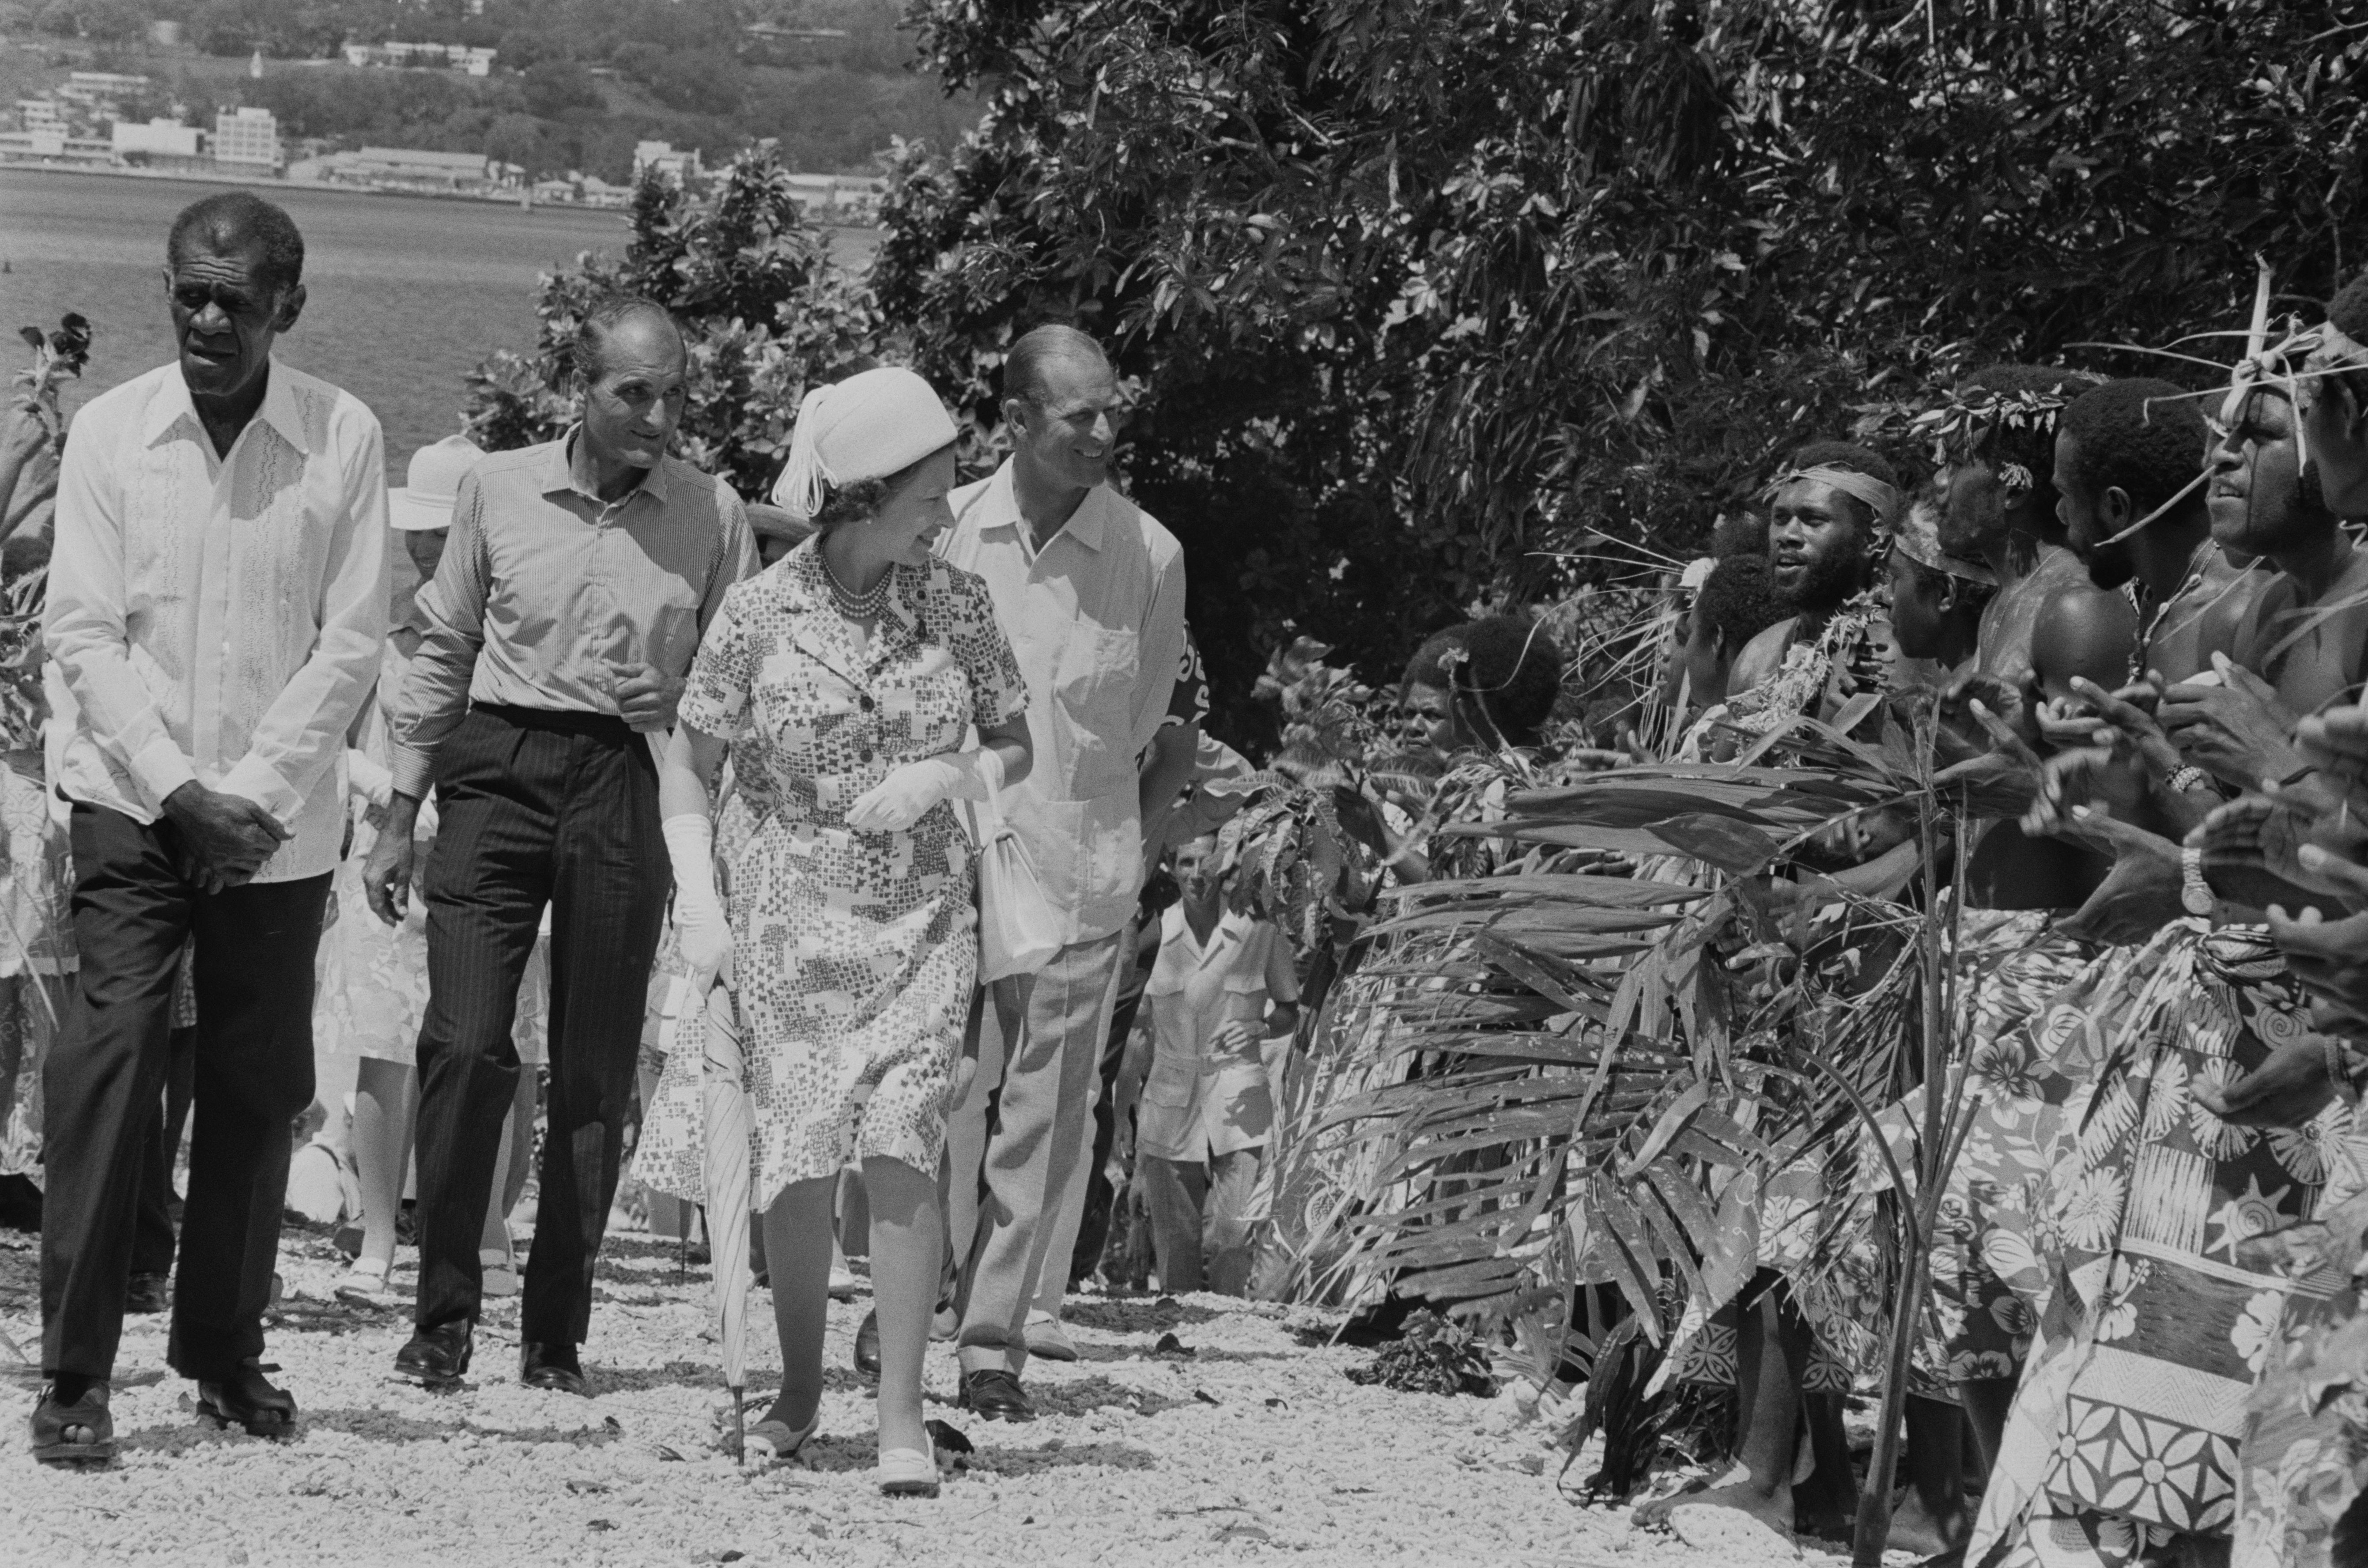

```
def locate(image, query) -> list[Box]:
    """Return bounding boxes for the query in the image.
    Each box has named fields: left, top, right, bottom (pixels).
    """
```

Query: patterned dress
left=1970, top=922, right=2349, bottom=1566
left=634, top=540, right=1027, bottom=1210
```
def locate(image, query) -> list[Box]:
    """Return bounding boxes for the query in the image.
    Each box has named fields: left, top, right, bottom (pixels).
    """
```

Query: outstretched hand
left=2054, top=805, right=2189, bottom=946
left=2191, top=1035, right=2342, bottom=1128
left=2160, top=654, right=2307, bottom=791
left=2266, top=902, right=2368, bottom=1038
left=1933, top=697, right=2044, bottom=820
left=2192, top=783, right=2368, bottom=914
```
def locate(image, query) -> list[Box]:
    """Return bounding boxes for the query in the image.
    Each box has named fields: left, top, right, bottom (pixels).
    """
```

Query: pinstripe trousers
left=409, top=706, right=667, bottom=1345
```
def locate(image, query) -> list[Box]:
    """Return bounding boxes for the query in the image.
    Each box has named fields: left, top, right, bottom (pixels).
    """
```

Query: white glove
left=845, top=747, right=1004, bottom=833
left=661, top=813, right=732, bottom=985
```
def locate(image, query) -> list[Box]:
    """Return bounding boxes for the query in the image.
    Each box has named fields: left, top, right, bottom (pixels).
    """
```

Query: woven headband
left=1763, top=465, right=1903, bottom=526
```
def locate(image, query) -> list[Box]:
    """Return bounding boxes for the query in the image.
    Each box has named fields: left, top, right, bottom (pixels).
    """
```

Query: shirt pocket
left=1046, top=624, right=1139, bottom=794
left=1143, top=1056, right=1200, bottom=1108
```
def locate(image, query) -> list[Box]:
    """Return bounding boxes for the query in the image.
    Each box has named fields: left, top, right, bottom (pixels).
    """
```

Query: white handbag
left=969, top=784, right=1062, bottom=982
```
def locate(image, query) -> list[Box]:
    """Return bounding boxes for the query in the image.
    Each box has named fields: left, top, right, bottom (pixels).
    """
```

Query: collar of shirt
left=1164, top=902, right=1249, bottom=963
left=976, top=462, right=1109, bottom=559
left=549, top=424, right=671, bottom=515
left=778, top=537, right=924, bottom=684
left=141, top=356, right=313, bottom=457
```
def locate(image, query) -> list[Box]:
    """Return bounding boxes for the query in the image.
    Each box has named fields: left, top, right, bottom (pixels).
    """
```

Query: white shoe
left=332, top=1257, right=394, bottom=1304
left=481, top=1244, right=521, bottom=1298
left=878, top=1442, right=940, bottom=1497
left=827, top=1264, right=859, bottom=1300
left=1025, top=1309, right=1077, bottom=1363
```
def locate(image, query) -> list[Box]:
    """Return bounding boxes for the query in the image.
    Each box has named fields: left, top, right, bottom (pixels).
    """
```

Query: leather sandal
left=29, top=1380, right=116, bottom=1465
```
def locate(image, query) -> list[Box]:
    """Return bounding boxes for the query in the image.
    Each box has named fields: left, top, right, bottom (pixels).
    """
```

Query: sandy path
left=1, top=1226, right=1841, bottom=1567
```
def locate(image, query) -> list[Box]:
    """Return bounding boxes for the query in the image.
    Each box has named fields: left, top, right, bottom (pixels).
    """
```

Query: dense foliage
left=873, top=0, right=2368, bottom=737
left=458, top=146, right=883, bottom=494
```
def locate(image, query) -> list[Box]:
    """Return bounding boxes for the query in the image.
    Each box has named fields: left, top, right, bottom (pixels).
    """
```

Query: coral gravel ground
left=0, top=1225, right=1845, bottom=1567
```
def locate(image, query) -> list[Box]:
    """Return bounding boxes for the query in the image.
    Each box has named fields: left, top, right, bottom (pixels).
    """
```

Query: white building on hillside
left=113, top=118, right=203, bottom=158
left=213, top=107, right=281, bottom=168
left=342, top=41, right=496, bottom=76
left=632, top=140, right=701, bottom=184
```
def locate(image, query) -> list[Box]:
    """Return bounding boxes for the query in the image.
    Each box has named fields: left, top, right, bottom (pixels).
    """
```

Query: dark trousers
left=131, top=1026, right=197, bottom=1277
left=412, top=705, right=665, bottom=1345
left=40, top=805, right=329, bottom=1380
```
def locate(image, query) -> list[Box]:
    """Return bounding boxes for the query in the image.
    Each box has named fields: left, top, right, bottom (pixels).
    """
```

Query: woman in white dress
left=642, top=368, right=1031, bottom=1495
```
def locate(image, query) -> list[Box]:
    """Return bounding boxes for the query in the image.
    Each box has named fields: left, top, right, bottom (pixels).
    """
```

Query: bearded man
left=1641, top=439, right=1903, bottom=1546
left=1721, top=441, right=1896, bottom=707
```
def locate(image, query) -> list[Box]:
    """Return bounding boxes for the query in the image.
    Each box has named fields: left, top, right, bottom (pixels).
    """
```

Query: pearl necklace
left=820, top=552, right=894, bottom=622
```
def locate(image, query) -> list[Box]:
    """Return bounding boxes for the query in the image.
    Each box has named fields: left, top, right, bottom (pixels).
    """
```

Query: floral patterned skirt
left=634, top=810, right=977, bottom=1212
left=1970, top=922, right=2345, bottom=1564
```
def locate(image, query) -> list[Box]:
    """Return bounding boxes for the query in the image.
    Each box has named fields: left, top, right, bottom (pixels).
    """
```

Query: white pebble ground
left=1, top=1227, right=1851, bottom=1567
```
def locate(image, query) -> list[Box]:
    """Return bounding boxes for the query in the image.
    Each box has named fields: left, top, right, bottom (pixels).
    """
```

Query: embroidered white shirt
left=46, top=358, right=391, bottom=883
left=938, top=461, right=1186, bottom=944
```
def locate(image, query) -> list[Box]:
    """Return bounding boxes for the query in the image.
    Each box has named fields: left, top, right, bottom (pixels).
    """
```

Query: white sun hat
left=389, top=433, right=486, bottom=531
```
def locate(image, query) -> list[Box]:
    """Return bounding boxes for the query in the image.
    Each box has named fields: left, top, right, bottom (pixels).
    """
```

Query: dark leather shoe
left=520, top=1341, right=588, bottom=1396
left=29, top=1379, right=115, bottom=1464
left=393, top=1320, right=473, bottom=1389
left=124, top=1272, right=171, bottom=1315
left=853, top=1308, right=881, bottom=1378
left=956, top=1368, right=1034, bottom=1422
left=196, top=1359, right=297, bottom=1438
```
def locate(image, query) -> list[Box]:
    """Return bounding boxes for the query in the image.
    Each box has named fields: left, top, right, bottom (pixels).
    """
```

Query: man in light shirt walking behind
left=34, top=191, right=389, bottom=1462
left=938, top=324, right=1187, bottom=1420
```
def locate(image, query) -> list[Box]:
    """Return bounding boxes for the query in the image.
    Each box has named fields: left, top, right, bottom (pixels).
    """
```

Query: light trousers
left=948, top=930, right=1125, bottom=1376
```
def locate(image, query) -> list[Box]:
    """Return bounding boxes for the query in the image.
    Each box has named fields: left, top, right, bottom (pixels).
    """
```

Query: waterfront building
left=213, top=107, right=281, bottom=168
left=112, top=119, right=203, bottom=159
left=340, top=41, right=496, bottom=76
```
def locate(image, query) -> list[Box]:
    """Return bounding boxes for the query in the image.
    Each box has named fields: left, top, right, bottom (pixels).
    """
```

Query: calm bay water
left=0, top=167, right=629, bottom=474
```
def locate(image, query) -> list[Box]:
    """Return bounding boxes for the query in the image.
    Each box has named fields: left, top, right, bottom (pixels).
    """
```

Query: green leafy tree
left=460, top=144, right=885, bottom=499
left=876, top=0, right=2368, bottom=740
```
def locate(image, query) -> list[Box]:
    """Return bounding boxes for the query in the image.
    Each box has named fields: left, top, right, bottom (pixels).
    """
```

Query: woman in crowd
left=323, top=437, right=541, bottom=1303
left=637, top=366, right=1031, bottom=1496
left=1134, top=831, right=1297, bottom=1296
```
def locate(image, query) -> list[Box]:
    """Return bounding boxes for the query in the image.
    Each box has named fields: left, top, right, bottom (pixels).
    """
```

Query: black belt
left=470, top=702, right=639, bottom=744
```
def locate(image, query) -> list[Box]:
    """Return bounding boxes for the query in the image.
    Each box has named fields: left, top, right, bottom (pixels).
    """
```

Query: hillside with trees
left=7, top=0, right=969, bottom=178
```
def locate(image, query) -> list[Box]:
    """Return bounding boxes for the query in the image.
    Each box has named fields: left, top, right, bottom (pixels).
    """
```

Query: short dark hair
left=2060, top=378, right=2209, bottom=517
left=1402, top=616, right=1565, bottom=746
left=2324, top=272, right=2368, bottom=410
left=570, top=295, right=682, bottom=383
left=2331, top=271, right=2368, bottom=341
left=166, top=191, right=304, bottom=295
left=1694, top=554, right=1784, bottom=653
left=1778, top=440, right=1900, bottom=534
left=1710, top=511, right=1766, bottom=558
left=1003, top=324, right=1108, bottom=406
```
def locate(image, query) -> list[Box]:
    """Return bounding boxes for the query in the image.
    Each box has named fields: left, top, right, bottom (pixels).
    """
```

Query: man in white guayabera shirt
left=32, top=192, right=388, bottom=1465
left=934, top=325, right=1186, bottom=1421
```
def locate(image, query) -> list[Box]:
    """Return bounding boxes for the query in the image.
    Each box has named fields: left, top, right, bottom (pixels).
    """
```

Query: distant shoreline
left=0, top=158, right=880, bottom=234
